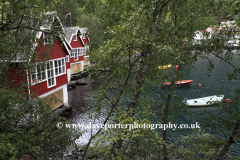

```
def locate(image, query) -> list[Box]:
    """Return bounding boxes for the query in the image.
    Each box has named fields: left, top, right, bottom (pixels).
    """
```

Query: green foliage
left=170, top=130, right=239, bottom=160
left=76, top=13, right=100, bottom=51
left=82, top=0, right=233, bottom=159
left=195, top=17, right=217, bottom=30
left=0, top=1, right=80, bottom=159
left=0, top=89, right=77, bottom=159
left=85, top=121, right=165, bottom=159
left=53, top=0, right=82, bottom=26
left=0, top=0, right=63, bottom=74
left=72, top=0, right=240, bottom=159
left=223, top=0, right=240, bottom=23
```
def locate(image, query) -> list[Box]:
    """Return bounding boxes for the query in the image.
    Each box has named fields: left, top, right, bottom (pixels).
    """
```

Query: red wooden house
left=7, top=15, right=72, bottom=110
left=64, top=27, right=90, bottom=80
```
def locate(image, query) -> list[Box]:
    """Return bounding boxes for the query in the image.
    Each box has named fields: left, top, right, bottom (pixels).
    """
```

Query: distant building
left=193, top=27, right=215, bottom=44
left=220, top=21, right=236, bottom=28
left=193, top=24, right=239, bottom=46
left=64, top=27, right=90, bottom=81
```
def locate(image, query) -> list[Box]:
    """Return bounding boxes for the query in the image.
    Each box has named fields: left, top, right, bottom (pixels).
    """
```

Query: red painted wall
left=69, top=34, right=85, bottom=64
left=34, top=35, right=67, bottom=62
left=66, top=59, right=70, bottom=69
left=29, top=33, right=69, bottom=96
left=30, top=74, right=67, bottom=96
left=51, top=38, right=68, bottom=59
left=83, top=34, right=89, bottom=56
left=82, top=37, right=89, bottom=44
left=69, top=55, right=84, bottom=64
left=70, top=35, right=84, bottom=48
left=5, top=63, right=28, bottom=95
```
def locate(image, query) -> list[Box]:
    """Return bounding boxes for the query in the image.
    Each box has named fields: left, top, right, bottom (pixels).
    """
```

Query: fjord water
left=68, top=50, right=240, bottom=155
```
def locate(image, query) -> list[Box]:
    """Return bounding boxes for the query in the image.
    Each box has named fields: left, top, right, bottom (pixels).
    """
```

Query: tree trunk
left=112, top=53, right=149, bottom=154
left=217, top=122, right=240, bottom=160
left=162, top=84, right=173, bottom=160
left=127, top=55, right=148, bottom=116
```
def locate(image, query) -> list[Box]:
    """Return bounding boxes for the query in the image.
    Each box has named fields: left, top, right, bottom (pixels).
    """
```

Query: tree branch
left=5, top=26, right=59, bottom=37
left=82, top=60, right=133, bottom=158
left=144, top=82, right=166, bottom=101
left=211, top=52, right=240, bottom=72
left=156, top=0, right=172, bottom=32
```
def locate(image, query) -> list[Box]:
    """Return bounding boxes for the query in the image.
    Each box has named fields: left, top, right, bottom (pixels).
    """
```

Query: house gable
left=29, top=33, right=69, bottom=96
left=64, top=27, right=90, bottom=76
left=5, top=13, right=70, bottom=110
left=70, top=32, right=84, bottom=48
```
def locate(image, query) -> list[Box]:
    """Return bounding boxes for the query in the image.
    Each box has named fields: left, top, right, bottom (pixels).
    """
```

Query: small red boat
left=163, top=80, right=193, bottom=87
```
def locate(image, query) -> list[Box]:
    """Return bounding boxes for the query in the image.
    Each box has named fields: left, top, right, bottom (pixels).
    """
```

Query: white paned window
left=86, top=46, right=89, bottom=52
left=82, top=48, right=85, bottom=55
left=38, top=65, right=46, bottom=81
left=61, top=59, right=65, bottom=73
left=31, top=64, right=46, bottom=84
left=43, top=31, right=52, bottom=45
left=71, top=49, right=77, bottom=58
left=70, top=50, right=74, bottom=57
left=47, top=61, right=55, bottom=87
left=54, top=59, right=66, bottom=76
left=66, top=55, right=69, bottom=62
left=73, top=35, right=77, bottom=41
left=74, top=49, right=78, bottom=61
left=31, top=68, right=37, bottom=84
left=30, top=58, right=66, bottom=87
left=78, top=48, right=83, bottom=56
left=84, top=47, right=86, bottom=55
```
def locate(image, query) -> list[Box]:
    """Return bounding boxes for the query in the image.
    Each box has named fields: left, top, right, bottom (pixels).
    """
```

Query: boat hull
left=158, top=65, right=171, bottom=69
left=163, top=80, right=193, bottom=87
left=183, top=95, right=224, bottom=106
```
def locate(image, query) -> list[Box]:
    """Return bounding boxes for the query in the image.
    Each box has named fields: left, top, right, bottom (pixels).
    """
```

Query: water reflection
left=68, top=50, right=240, bottom=154
left=68, top=75, right=106, bottom=145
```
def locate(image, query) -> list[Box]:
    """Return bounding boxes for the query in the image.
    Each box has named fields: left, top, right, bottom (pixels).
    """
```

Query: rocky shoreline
left=52, top=148, right=98, bottom=160
left=60, top=149, right=84, bottom=160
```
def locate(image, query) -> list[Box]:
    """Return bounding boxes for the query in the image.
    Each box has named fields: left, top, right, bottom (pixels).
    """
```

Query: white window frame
left=86, top=46, right=89, bottom=51
left=47, top=61, right=56, bottom=88
left=70, top=49, right=77, bottom=58
left=74, top=49, right=78, bottom=61
left=73, top=35, right=77, bottom=41
left=43, top=31, right=52, bottom=45
left=84, top=47, right=86, bottom=55
left=54, top=58, right=66, bottom=76
left=66, top=55, right=69, bottom=62
left=43, top=32, right=48, bottom=45
left=82, top=47, right=85, bottom=55
left=31, top=58, right=66, bottom=88
left=31, top=63, right=47, bottom=85
left=82, top=33, right=86, bottom=39
left=78, top=48, right=83, bottom=56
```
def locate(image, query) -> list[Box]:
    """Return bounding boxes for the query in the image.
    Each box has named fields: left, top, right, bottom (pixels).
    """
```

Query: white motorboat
left=183, top=95, right=224, bottom=106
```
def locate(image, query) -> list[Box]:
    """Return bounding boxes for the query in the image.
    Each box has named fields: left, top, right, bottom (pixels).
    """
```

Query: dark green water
left=68, top=50, right=240, bottom=156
